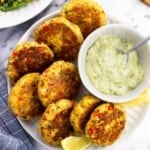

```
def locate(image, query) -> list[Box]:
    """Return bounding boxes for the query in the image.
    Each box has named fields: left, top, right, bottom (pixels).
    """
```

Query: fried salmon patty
left=34, top=17, right=83, bottom=61
left=7, top=41, right=54, bottom=85
left=60, top=0, right=106, bottom=37
left=38, top=99, right=75, bottom=145
left=141, top=0, right=150, bottom=6
left=85, top=103, right=126, bottom=146
left=8, top=73, right=44, bottom=121
left=70, top=95, right=102, bottom=133
left=38, top=60, right=80, bottom=107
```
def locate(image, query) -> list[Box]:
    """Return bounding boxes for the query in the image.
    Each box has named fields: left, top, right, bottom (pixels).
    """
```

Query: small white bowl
left=78, top=24, right=150, bottom=103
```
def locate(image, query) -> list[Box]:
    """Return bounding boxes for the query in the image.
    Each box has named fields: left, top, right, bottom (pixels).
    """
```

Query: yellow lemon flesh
left=120, top=87, right=150, bottom=107
left=61, top=136, right=91, bottom=150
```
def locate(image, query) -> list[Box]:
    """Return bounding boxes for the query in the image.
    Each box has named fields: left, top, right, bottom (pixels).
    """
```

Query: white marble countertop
left=0, top=0, right=150, bottom=150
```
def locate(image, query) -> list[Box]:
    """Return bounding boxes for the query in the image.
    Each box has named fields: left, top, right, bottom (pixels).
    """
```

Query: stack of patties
left=34, top=16, right=84, bottom=61
left=34, top=0, right=106, bottom=61
left=70, top=95, right=126, bottom=146
left=37, top=94, right=126, bottom=146
left=7, top=41, right=54, bottom=85
left=7, top=0, right=126, bottom=148
left=7, top=41, right=54, bottom=121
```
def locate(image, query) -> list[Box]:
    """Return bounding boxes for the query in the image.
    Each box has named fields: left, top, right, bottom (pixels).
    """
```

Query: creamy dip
left=86, top=35, right=145, bottom=95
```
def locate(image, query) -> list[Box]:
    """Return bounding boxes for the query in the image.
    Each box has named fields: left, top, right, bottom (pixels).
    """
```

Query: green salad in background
left=0, top=0, right=32, bottom=12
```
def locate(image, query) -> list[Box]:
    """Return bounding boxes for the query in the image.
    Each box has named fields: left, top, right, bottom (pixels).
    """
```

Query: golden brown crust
left=85, top=103, right=126, bottom=146
left=141, top=0, right=150, bottom=6
left=60, top=0, right=106, bottom=37
left=7, top=41, right=54, bottom=85
left=38, top=99, right=75, bottom=145
left=34, top=17, right=83, bottom=61
left=8, top=73, right=44, bottom=121
left=70, top=95, right=102, bottom=133
left=38, top=60, right=80, bottom=107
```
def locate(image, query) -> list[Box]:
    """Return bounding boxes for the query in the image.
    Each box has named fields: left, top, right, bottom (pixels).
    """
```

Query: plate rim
left=0, top=0, right=53, bottom=29
left=6, top=10, right=150, bottom=150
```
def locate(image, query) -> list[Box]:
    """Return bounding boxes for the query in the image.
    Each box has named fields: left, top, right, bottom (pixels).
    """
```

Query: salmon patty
left=8, top=73, right=44, bottom=121
left=85, top=103, right=126, bottom=146
left=7, top=41, right=54, bottom=85
left=70, top=95, right=102, bottom=133
left=141, top=0, right=150, bottom=6
left=38, top=60, right=80, bottom=107
left=38, top=99, right=75, bottom=145
left=34, top=17, right=83, bottom=61
left=60, top=0, right=106, bottom=37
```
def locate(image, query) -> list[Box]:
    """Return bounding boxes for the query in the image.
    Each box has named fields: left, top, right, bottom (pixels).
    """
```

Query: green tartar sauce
left=86, top=35, right=145, bottom=96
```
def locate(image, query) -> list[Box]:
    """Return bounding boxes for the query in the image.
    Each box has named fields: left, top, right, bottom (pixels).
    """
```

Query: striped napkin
left=0, top=72, right=35, bottom=150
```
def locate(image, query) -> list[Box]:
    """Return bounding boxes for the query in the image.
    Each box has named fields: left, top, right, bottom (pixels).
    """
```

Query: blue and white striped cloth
left=0, top=72, right=35, bottom=150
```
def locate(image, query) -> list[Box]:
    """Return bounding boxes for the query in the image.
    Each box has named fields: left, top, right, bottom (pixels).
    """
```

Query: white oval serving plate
left=7, top=10, right=150, bottom=150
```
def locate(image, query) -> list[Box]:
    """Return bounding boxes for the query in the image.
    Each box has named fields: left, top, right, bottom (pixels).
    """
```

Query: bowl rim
left=78, top=23, right=150, bottom=103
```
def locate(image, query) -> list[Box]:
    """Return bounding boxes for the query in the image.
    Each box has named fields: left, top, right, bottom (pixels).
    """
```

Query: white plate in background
left=7, top=10, right=150, bottom=150
left=0, top=0, right=53, bottom=28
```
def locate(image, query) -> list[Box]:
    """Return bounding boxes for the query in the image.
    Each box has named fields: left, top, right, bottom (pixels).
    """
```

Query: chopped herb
left=0, top=0, right=32, bottom=12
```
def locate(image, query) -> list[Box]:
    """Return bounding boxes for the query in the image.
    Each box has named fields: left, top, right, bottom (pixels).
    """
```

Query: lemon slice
left=120, top=87, right=150, bottom=107
left=61, top=136, right=91, bottom=150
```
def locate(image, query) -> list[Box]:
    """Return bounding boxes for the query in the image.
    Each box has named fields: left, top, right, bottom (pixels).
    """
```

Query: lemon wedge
left=61, top=136, right=91, bottom=150
left=120, top=87, right=150, bottom=107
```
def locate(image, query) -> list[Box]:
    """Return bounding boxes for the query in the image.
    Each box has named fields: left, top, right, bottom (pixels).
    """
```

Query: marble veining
left=0, top=0, right=150, bottom=150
